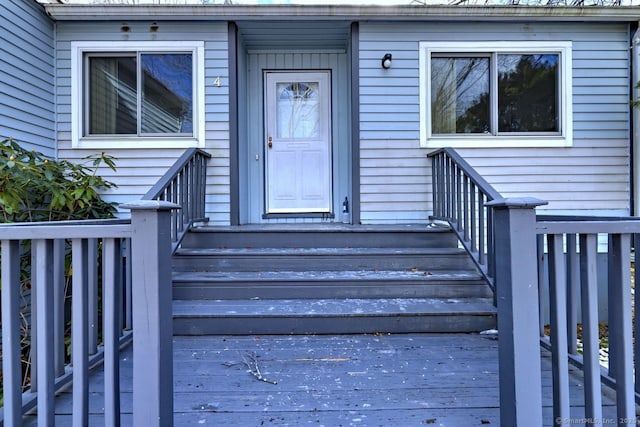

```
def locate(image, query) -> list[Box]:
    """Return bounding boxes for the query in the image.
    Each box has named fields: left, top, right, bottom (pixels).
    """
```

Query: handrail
left=427, top=147, right=502, bottom=292
left=143, top=147, right=211, bottom=253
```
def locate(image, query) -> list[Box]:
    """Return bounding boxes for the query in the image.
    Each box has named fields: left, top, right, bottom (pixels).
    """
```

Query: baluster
left=124, top=238, right=133, bottom=331
left=438, top=155, right=444, bottom=217
left=537, top=234, right=546, bottom=337
left=438, top=154, right=444, bottom=218
left=53, top=239, right=66, bottom=378
left=547, top=233, right=570, bottom=425
left=172, top=179, right=179, bottom=242
left=443, top=156, right=450, bottom=218
left=2, top=240, right=23, bottom=427
left=431, top=155, right=438, bottom=217
left=566, top=234, right=579, bottom=355
left=463, top=175, right=469, bottom=241
left=72, top=239, right=90, bottom=427
left=486, top=203, right=494, bottom=279
left=635, top=233, right=640, bottom=396
left=608, top=234, right=617, bottom=379
left=179, top=169, right=186, bottom=230
left=455, top=166, right=462, bottom=230
left=87, top=238, right=99, bottom=355
left=470, top=184, right=477, bottom=253
left=478, top=193, right=485, bottom=265
left=103, top=238, right=122, bottom=427
left=200, top=154, right=208, bottom=218
left=607, top=233, right=634, bottom=424
left=578, top=233, right=603, bottom=424
left=30, top=248, right=38, bottom=392
left=35, top=239, right=55, bottom=426
left=188, top=160, right=193, bottom=222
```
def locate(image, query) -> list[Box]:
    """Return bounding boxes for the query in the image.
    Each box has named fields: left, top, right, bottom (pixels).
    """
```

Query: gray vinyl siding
left=359, top=22, right=631, bottom=224
left=55, top=21, right=230, bottom=223
left=0, top=0, right=55, bottom=156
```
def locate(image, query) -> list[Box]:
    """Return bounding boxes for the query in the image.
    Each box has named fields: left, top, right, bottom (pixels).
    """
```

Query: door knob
left=268, top=136, right=273, bottom=149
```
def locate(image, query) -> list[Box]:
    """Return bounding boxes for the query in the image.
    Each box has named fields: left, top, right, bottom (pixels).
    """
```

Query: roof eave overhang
left=43, top=4, right=640, bottom=23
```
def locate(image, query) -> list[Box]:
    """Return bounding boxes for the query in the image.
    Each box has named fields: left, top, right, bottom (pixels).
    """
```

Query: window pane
left=498, top=54, right=559, bottom=132
left=431, top=57, right=489, bottom=134
left=89, top=56, right=137, bottom=135
left=141, top=53, right=193, bottom=134
left=276, top=82, right=320, bottom=139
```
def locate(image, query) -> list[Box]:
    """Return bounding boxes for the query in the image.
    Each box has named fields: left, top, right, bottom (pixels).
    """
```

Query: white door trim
left=264, top=71, right=333, bottom=214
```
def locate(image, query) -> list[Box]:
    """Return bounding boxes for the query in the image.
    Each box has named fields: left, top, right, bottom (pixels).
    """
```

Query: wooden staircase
left=171, top=224, right=496, bottom=335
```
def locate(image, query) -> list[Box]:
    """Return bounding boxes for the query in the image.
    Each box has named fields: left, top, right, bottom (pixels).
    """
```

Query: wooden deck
left=24, top=333, right=619, bottom=426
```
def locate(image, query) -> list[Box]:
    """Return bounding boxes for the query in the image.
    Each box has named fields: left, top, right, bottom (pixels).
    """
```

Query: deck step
left=172, top=269, right=491, bottom=300
left=172, top=225, right=496, bottom=334
left=172, top=247, right=475, bottom=272
left=172, top=297, right=497, bottom=335
left=181, top=224, right=457, bottom=249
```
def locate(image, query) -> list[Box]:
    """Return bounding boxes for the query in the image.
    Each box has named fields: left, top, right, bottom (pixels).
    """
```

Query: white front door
left=264, top=71, right=332, bottom=214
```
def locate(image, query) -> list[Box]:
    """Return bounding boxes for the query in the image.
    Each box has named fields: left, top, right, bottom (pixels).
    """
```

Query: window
left=72, top=42, right=204, bottom=148
left=419, top=41, right=572, bottom=148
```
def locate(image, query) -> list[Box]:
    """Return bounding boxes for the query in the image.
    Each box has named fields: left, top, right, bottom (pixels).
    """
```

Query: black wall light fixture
left=381, top=53, right=392, bottom=69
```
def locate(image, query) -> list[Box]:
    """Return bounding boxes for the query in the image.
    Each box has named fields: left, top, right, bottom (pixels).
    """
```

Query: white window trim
left=71, top=41, right=205, bottom=149
left=419, top=41, right=573, bottom=148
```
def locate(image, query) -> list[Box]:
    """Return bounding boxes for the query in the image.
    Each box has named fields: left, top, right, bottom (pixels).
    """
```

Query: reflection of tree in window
left=498, top=54, right=558, bottom=133
left=431, top=57, right=489, bottom=134
left=87, top=53, right=193, bottom=136
left=277, top=82, right=320, bottom=139
left=89, top=56, right=137, bottom=135
left=431, top=53, right=559, bottom=136
left=141, top=54, right=193, bottom=134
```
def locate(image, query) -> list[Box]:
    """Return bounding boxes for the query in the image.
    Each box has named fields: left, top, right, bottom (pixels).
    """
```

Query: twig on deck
left=241, top=351, right=278, bottom=385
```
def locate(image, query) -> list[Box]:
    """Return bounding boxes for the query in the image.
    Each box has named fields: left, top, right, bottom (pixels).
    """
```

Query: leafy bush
left=0, top=137, right=119, bottom=399
left=0, top=137, right=118, bottom=222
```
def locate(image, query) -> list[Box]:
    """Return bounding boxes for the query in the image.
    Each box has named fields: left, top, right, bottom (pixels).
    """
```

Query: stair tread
left=175, top=247, right=465, bottom=256
left=189, top=223, right=450, bottom=233
left=173, top=269, right=483, bottom=283
left=173, top=297, right=496, bottom=317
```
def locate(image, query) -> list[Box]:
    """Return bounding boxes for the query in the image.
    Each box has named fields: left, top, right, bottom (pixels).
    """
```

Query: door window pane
left=431, top=57, right=489, bottom=134
left=498, top=54, right=559, bottom=132
left=89, top=56, right=137, bottom=134
left=276, top=82, right=320, bottom=139
left=141, top=53, right=193, bottom=134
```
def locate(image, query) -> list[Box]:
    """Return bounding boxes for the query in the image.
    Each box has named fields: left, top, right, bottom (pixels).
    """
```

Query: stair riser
left=172, top=281, right=492, bottom=300
left=173, top=254, right=475, bottom=272
left=173, top=314, right=496, bottom=335
left=182, top=230, right=457, bottom=249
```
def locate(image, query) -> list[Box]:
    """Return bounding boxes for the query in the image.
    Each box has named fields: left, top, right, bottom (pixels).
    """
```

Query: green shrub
left=0, top=137, right=118, bottom=222
left=0, top=137, right=119, bottom=398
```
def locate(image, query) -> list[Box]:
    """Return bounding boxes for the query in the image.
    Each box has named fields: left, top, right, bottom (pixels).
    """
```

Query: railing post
left=486, top=197, right=547, bottom=427
left=124, top=200, right=180, bottom=427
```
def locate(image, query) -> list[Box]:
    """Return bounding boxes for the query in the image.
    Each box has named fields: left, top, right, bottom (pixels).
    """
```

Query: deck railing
left=1, top=219, right=132, bottom=426
left=430, top=148, right=638, bottom=425
left=143, top=147, right=211, bottom=252
left=428, top=148, right=502, bottom=292
left=0, top=203, right=177, bottom=426
left=535, top=217, right=639, bottom=425
left=1, top=148, right=209, bottom=426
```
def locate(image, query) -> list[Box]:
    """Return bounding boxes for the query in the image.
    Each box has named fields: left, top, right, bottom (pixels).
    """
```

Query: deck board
left=24, top=333, right=619, bottom=426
